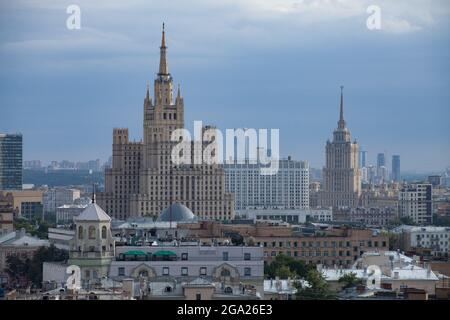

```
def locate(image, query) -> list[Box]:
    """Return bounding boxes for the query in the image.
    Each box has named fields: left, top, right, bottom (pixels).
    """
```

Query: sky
left=0, top=0, right=449, bottom=172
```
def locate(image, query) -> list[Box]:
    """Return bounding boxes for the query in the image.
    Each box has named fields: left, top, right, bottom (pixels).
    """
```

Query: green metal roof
left=123, top=250, right=148, bottom=256
left=153, top=250, right=177, bottom=256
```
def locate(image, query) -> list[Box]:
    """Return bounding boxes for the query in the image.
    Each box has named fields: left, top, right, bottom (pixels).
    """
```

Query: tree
left=276, top=265, right=296, bottom=279
left=5, top=256, right=30, bottom=288
left=5, top=245, right=68, bottom=288
left=338, top=272, right=363, bottom=289
left=13, top=218, right=55, bottom=239
left=295, top=269, right=336, bottom=300
left=264, top=254, right=313, bottom=279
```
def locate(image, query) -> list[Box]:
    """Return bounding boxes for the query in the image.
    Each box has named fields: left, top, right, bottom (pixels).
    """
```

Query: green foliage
left=295, top=269, right=337, bottom=300
left=264, top=254, right=313, bottom=279
left=13, top=218, right=54, bottom=239
left=5, top=245, right=68, bottom=288
left=391, top=216, right=417, bottom=226
left=433, top=215, right=450, bottom=227
left=338, top=272, right=363, bottom=289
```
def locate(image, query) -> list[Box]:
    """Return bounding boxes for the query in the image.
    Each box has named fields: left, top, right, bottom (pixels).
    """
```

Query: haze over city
left=1, top=0, right=449, bottom=171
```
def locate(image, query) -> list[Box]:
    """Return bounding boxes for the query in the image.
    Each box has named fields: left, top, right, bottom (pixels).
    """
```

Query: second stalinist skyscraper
left=319, top=87, right=361, bottom=208
left=97, top=25, right=235, bottom=220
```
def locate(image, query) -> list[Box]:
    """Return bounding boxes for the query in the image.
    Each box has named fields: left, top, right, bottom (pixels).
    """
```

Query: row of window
left=117, top=266, right=252, bottom=277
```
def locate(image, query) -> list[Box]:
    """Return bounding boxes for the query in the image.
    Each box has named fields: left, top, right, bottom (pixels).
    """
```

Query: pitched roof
left=0, top=230, right=49, bottom=247
left=73, top=203, right=111, bottom=222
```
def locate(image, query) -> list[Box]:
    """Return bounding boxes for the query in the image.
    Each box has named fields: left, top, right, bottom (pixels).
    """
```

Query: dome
left=158, top=203, right=196, bottom=222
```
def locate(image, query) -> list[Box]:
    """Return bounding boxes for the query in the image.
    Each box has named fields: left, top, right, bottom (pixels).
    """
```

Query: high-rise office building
left=399, top=183, right=432, bottom=225
left=360, top=150, right=367, bottom=168
left=224, top=157, right=309, bottom=211
left=97, top=25, right=235, bottom=220
left=0, top=133, right=23, bottom=190
left=319, top=87, right=361, bottom=208
left=377, top=153, right=385, bottom=168
left=392, top=155, right=401, bottom=182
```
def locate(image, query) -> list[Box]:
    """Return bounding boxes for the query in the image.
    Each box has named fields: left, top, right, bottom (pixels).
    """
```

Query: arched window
left=220, top=268, right=231, bottom=277
left=224, top=287, right=233, bottom=294
left=139, top=270, right=149, bottom=277
left=101, top=226, right=107, bottom=239
left=89, top=226, right=96, bottom=239
left=78, top=226, right=83, bottom=239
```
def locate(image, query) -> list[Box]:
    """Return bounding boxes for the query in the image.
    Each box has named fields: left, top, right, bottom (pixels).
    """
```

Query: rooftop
left=74, top=203, right=111, bottom=222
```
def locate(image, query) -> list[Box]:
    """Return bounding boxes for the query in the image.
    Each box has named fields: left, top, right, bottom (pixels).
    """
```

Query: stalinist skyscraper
left=319, top=87, right=361, bottom=208
left=97, top=25, right=235, bottom=220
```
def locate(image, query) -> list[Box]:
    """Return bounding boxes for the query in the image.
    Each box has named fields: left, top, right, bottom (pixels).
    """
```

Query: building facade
left=43, top=188, right=81, bottom=214
left=97, top=26, right=234, bottom=221
left=224, top=157, right=309, bottom=211
left=319, top=87, right=361, bottom=207
left=0, top=190, right=43, bottom=218
left=396, top=226, right=450, bottom=258
left=254, top=228, right=388, bottom=267
left=56, top=204, right=88, bottom=224
left=110, top=245, right=264, bottom=298
left=392, top=155, right=401, bottom=182
left=0, top=133, right=22, bottom=190
left=333, top=206, right=398, bottom=227
left=399, top=184, right=433, bottom=225
left=238, top=207, right=332, bottom=224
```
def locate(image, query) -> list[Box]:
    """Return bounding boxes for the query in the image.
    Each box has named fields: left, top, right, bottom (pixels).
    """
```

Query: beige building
left=319, top=87, right=361, bottom=208
left=97, top=25, right=234, bottom=220
left=0, top=190, right=43, bottom=217
left=0, top=199, right=14, bottom=236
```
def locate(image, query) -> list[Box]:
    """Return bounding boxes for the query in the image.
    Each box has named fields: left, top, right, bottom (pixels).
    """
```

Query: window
left=88, top=226, right=96, bottom=239
left=101, top=226, right=107, bottom=239
left=244, top=253, right=251, bottom=260
left=220, top=269, right=231, bottom=277
left=118, top=267, right=125, bottom=276
left=181, top=253, right=188, bottom=261
left=196, top=293, right=201, bottom=300
left=163, top=267, right=169, bottom=276
left=200, top=267, right=207, bottom=276
left=181, top=267, right=188, bottom=276
left=78, top=226, right=83, bottom=239
left=223, top=252, right=229, bottom=261
left=244, top=267, right=251, bottom=276
left=85, top=270, right=90, bottom=279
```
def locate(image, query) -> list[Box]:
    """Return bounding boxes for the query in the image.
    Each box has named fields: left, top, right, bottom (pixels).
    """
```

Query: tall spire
left=338, top=85, right=346, bottom=129
left=158, top=22, right=169, bottom=75
left=146, top=81, right=150, bottom=100
left=177, top=83, right=181, bottom=98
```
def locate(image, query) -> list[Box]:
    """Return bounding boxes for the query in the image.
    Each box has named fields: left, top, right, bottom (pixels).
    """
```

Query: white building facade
left=399, top=184, right=433, bottom=225
left=238, top=207, right=332, bottom=224
left=43, top=188, right=81, bottom=213
left=224, top=158, right=309, bottom=211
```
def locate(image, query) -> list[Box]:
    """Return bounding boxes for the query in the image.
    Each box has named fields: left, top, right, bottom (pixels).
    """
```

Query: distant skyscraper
left=377, top=153, right=385, bottom=168
left=399, top=183, right=432, bottom=225
left=0, top=133, right=23, bottom=190
left=97, top=25, right=235, bottom=220
left=319, top=87, right=361, bottom=208
left=392, top=155, right=401, bottom=182
left=360, top=150, right=367, bottom=168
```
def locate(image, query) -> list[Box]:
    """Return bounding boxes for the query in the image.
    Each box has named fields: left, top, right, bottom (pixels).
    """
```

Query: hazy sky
left=1, top=0, right=449, bottom=171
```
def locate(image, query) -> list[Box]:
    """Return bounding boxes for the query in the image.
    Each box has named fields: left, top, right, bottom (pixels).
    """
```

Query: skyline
left=1, top=0, right=449, bottom=171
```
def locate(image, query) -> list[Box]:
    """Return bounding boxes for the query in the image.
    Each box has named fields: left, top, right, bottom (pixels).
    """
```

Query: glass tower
left=0, top=133, right=23, bottom=190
